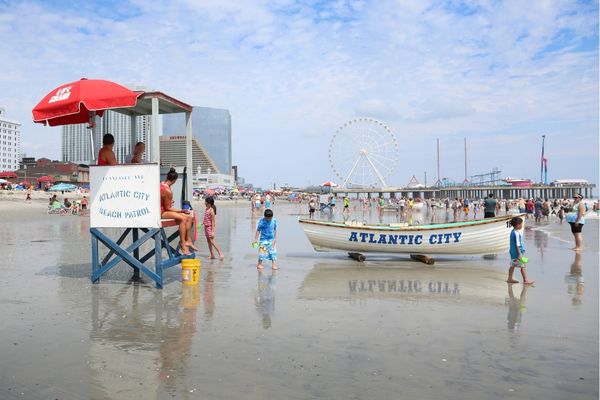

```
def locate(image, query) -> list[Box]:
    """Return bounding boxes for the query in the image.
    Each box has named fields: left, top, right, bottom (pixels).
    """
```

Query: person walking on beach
left=507, top=216, right=534, bottom=285
left=566, top=193, right=586, bottom=251
left=343, top=195, right=350, bottom=215
left=484, top=193, right=497, bottom=218
left=308, top=196, right=317, bottom=219
left=254, top=208, right=277, bottom=270
left=518, top=197, right=526, bottom=214
left=526, top=198, right=534, bottom=219
left=534, top=198, right=543, bottom=223
left=25, top=187, right=32, bottom=203
left=160, top=168, right=197, bottom=256
left=463, top=198, right=470, bottom=219
left=203, top=196, right=224, bottom=260
left=329, top=194, right=336, bottom=214
left=97, top=133, right=117, bottom=166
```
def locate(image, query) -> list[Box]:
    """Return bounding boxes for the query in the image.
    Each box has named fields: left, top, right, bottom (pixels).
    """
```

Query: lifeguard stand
left=89, top=92, right=196, bottom=288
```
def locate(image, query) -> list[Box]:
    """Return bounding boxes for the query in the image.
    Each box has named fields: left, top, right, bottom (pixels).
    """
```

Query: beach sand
left=0, top=199, right=597, bottom=399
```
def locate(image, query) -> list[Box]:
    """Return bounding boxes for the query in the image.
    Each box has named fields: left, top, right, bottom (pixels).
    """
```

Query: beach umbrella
left=32, top=78, right=141, bottom=126
left=0, top=171, right=18, bottom=179
left=48, top=183, right=77, bottom=192
left=32, top=78, right=142, bottom=161
left=203, top=189, right=216, bottom=196
left=37, top=175, right=55, bottom=183
left=321, top=181, right=338, bottom=187
left=0, top=178, right=9, bottom=184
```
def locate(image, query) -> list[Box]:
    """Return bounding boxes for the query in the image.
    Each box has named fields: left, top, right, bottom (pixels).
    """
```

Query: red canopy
left=37, top=175, right=55, bottom=182
left=0, top=171, right=18, bottom=178
left=32, top=78, right=141, bottom=126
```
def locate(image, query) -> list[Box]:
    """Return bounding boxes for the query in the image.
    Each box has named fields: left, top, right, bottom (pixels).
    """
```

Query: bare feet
left=219, top=255, right=225, bottom=260
left=180, top=245, right=191, bottom=256
left=524, top=281, right=535, bottom=286
left=257, top=264, right=264, bottom=270
left=187, top=242, right=199, bottom=252
left=209, top=255, right=216, bottom=259
left=272, top=265, right=279, bottom=270
left=507, top=279, right=519, bottom=283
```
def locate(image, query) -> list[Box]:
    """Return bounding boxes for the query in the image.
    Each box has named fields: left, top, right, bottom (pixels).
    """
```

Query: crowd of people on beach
left=10, top=132, right=594, bottom=284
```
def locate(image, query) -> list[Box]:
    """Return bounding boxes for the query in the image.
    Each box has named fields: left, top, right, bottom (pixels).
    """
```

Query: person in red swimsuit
left=97, top=134, right=117, bottom=166
left=160, top=168, right=198, bottom=256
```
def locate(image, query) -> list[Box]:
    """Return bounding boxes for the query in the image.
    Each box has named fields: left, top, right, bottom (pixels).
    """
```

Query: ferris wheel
left=328, top=117, right=399, bottom=188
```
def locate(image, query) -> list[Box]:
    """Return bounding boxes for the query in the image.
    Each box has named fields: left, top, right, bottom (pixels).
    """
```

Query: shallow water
left=0, top=204, right=597, bottom=399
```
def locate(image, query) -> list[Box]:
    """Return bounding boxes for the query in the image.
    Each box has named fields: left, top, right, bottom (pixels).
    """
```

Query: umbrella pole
left=89, top=112, right=96, bottom=162
left=90, top=127, right=95, bottom=162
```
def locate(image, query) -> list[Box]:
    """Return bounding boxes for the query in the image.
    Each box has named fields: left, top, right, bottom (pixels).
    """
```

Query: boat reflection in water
left=299, top=262, right=507, bottom=305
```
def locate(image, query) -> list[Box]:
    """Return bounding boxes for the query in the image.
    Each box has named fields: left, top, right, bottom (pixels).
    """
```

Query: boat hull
left=299, top=215, right=523, bottom=255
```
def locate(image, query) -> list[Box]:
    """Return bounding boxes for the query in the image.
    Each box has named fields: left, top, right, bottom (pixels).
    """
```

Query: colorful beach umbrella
left=37, top=175, right=55, bottom=182
left=32, top=78, right=141, bottom=126
left=321, top=181, right=338, bottom=187
left=0, top=171, right=18, bottom=179
left=48, top=183, right=77, bottom=192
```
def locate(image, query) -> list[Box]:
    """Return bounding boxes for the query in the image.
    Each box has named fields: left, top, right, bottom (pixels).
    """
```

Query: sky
left=0, top=0, right=598, bottom=189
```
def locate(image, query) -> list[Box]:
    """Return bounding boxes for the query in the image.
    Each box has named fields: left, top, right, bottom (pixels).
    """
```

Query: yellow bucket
left=181, top=258, right=200, bottom=286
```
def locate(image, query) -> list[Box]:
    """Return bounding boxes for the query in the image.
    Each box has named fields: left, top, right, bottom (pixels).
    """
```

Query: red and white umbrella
left=32, top=78, right=141, bottom=126
left=32, top=78, right=142, bottom=161
left=321, top=181, right=338, bottom=187
left=37, top=175, right=55, bottom=182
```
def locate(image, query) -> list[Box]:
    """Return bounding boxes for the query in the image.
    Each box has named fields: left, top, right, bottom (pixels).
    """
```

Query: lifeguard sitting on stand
left=160, top=168, right=198, bottom=255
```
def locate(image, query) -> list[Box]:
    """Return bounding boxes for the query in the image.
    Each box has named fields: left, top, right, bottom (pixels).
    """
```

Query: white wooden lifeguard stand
left=89, top=92, right=194, bottom=288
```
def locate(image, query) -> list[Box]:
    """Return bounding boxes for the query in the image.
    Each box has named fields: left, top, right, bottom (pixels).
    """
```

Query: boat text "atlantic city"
left=348, top=231, right=462, bottom=245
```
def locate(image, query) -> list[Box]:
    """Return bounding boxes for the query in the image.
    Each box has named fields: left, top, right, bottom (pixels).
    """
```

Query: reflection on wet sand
left=506, top=284, right=529, bottom=330
left=565, top=252, right=584, bottom=305
left=89, top=283, right=200, bottom=399
left=254, top=270, right=277, bottom=329
left=299, top=262, right=507, bottom=304
left=203, top=270, right=215, bottom=319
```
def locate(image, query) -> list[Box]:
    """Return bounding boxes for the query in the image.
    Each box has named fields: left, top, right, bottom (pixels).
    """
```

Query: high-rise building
left=0, top=108, right=21, bottom=171
left=162, top=106, right=232, bottom=174
left=159, top=136, right=220, bottom=175
left=62, top=111, right=153, bottom=164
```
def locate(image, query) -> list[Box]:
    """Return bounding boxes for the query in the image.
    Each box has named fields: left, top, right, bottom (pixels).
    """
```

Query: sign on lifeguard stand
left=89, top=163, right=194, bottom=288
left=90, top=164, right=161, bottom=228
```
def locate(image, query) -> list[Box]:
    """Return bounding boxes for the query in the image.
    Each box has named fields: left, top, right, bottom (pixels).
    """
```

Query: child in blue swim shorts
left=255, top=209, right=278, bottom=270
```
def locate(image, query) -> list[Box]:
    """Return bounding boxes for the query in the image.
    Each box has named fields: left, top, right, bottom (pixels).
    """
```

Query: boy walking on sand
left=507, top=217, right=534, bottom=285
left=255, top=209, right=278, bottom=270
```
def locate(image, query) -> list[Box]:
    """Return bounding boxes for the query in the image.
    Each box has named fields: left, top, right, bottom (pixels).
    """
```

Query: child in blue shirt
left=254, top=209, right=278, bottom=270
left=507, top=217, right=534, bottom=285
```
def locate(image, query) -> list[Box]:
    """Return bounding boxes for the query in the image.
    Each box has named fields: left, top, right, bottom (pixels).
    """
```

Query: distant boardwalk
left=334, top=183, right=595, bottom=200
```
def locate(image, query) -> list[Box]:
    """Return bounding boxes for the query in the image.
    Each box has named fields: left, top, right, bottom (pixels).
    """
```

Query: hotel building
left=0, top=108, right=21, bottom=171
left=162, top=106, right=232, bottom=174
left=62, top=111, right=153, bottom=164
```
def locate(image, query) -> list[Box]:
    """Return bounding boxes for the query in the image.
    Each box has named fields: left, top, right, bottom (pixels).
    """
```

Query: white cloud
left=0, top=0, right=597, bottom=187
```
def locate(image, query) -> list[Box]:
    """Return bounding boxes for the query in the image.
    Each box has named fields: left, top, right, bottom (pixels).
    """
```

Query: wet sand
left=0, top=201, right=597, bottom=399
